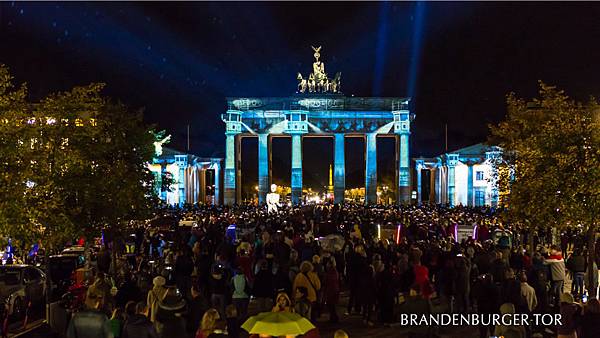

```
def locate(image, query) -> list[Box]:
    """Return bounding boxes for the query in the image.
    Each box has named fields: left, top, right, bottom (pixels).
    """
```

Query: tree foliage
left=0, top=65, right=160, bottom=249
left=490, top=82, right=600, bottom=229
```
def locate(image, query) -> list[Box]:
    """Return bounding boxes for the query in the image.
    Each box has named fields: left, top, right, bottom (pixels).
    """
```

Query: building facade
left=413, top=143, right=502, bottom=207
left=148, top=147, right=223, bottom=206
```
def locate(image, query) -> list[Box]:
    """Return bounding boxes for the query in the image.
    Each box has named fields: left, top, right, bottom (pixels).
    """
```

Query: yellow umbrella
left=242, top=311, right=315, bottom=336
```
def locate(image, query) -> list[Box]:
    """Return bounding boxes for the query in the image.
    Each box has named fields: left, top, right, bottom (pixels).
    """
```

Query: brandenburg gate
left=222, top=47, right=414, bottom=205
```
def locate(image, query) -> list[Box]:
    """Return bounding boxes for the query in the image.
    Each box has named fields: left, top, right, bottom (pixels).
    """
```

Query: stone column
left=398, top=133, right=411, bottom=203
left=213, top=160, right=221, bottom=205
left=467, top=162, right=474, bottom=207
left=199, top=168, right=206, bottom=204
left=224, top=134, right=237, bottom=205
left=429, top=167, right=436, bottom=204
left=415, top=160, right=424, bottom=205
left=258, top=133, right=269, bottom=204
left=334, top=133, right=345, bottom=204
left=447, top=156, right=457, bottom=207
left=291, top=134, right=303, bottom=205
left=365, top=133, right=377, bottom=204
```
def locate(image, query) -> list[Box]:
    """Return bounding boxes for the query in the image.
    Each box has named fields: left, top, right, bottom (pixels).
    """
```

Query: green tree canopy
left=0, top=64, right=160, bottom=250
left=490, top=82, right=600, bottom=295
left=490, top=82, right=600, bottom=229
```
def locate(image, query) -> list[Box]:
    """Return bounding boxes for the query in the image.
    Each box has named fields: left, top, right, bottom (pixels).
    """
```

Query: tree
left=490, top=82, right=600, bottom=297
left=0, top=65, right=160, bottom=250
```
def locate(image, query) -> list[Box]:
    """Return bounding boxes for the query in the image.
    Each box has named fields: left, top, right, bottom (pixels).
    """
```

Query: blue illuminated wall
left=222, top=96, right=413, bottom=205
left=413, top=143, right=501, bottom=207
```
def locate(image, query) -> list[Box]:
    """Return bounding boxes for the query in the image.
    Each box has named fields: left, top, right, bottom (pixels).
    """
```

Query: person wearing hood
left=292, top=261, right=321, bottom=322
left=147, top=276, right=168, bottom=324
left=494, top=303, right=526, bottom=338
left=122, top=302, right=158, bottom=338
left=155, top=286, right=187, bottom=338
left=272, top=292, right=293, bottom=313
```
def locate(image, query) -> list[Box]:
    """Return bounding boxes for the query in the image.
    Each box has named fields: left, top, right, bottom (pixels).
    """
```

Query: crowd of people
left=62, top=203, right=600, bottom=338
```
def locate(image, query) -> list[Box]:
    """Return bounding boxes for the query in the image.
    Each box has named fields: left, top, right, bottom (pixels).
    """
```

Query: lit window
left=475, top=190, right=486, bottom=206
left=75, top=118, right=84, bottom=127
left=476, top=171, right=484, bottom=181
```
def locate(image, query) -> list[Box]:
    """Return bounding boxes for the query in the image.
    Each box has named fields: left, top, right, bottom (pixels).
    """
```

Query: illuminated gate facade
left=222, top=48, right=414, bottom=205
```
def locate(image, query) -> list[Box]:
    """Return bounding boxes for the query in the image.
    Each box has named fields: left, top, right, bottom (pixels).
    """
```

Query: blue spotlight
left=407, top=2, right=426, bottom=98
left=372, top=1, right=391, bottom=96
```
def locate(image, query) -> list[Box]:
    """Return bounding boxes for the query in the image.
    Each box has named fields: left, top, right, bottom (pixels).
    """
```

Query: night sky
left=2, top=2, right=600, bottom=191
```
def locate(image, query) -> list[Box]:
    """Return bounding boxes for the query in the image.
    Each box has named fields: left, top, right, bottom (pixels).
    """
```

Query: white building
left=147, top=147, right=223, bottom=206
left=413, top=143, right=502, bottom=207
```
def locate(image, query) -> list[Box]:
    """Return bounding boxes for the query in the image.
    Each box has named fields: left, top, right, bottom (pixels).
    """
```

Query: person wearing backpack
left=292, top=261, right=321, bottom=323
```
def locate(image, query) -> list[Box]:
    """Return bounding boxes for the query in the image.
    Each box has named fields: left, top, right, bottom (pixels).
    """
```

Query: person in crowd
left=208, top=320, right=228, bottom=338
left=188, top=285, right=210, bottom=337
left=122, top=302, right=158, bottom=338
left=545, top=247, right=566, bottom=308
left=155, top=286, right=187, bottom=338
left=557, top=292, right=582, bottom=338
left=322, top=258, right=340, bottom=323
left=272, top=292, right=293, bottom=313
left=196, top=308, right=220, bottom=338
left=209, top=264, right=229, bottom=318
left=520, top=272, right=538, bottom=313
left=399, top=284, right=431, bottom=337
left=333, top=330, right=348, bottom=338
left=501, top=268, right=525, bottom=312
left=109, top=308, right=125, bottom=338
left=253, top=259, right=275, bottom=312
left=294, top=286, right=312, bottom=318
left=472, top=273, right=500, bottom=338
left=494, top=303, right=526, bottom=338
left=175, top=246, right=195, bottom=300
left=125, top=301, right=137, bottom=319
left=567, top=249, right=586, bottom=300
left=453, top=253, right=471, bottom=313
left=147, top=276, right=168, bottom=324
left=225, top=304, right=239, bottom=338
left=346, top=243, right=366, bottom=316
left=67, top=286, right=114, bottom=338
left=231, top=267, right=250, bottom=320
left=358, top=263, right=376, bottom=327
left=115, top=272, right=142, bottom=309
left=292, top=261, right=321, bottom=322
left=581, top=298, right=600, bottom=338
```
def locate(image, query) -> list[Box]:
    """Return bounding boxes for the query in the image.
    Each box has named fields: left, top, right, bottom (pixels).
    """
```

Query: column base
left=398, top=186, right=411, bottom=204
left=291, top=188, right=302, bottom=205
left=334, top=188, right=345, bottom=204
left=224, top=189, right=236, bottom=206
